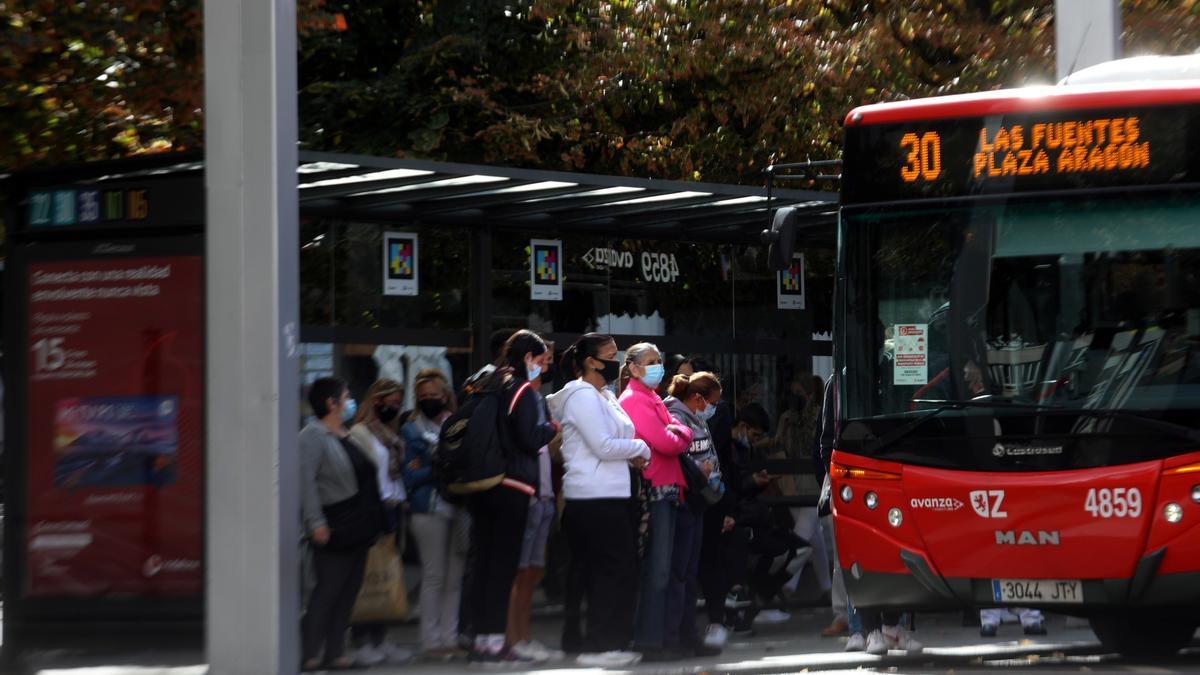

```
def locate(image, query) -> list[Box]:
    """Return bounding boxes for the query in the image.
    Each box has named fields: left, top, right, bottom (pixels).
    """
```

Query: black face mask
left=418, top=398, right=446, bottom=419
left=596, top=358, right=621, bottom=384
left=375, top=404, right=400, bottom=424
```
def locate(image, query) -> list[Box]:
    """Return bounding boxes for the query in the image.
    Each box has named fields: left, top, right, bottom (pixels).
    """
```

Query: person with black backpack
left=463, top=330, right=559, bottom=665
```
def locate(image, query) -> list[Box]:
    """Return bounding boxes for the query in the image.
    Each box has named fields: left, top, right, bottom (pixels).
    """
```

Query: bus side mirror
left=763, top=207, right=801, bottom=271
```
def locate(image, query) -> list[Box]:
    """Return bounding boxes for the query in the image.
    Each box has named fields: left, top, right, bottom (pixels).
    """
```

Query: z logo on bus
left=970, top=490, right=1007, bottom=518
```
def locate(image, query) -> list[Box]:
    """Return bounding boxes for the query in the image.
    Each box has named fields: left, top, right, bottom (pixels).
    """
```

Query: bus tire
left=1088, top=611, right=1196, bottom=658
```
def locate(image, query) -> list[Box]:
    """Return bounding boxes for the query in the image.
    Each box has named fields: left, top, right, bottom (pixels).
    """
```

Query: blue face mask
left=527, top=363, right=542, bottom=382
left=641, top=363, right=665, bottom=388
left=698, top=402, right=717, bottom=420
left=341, top=397, right=358, bottom=423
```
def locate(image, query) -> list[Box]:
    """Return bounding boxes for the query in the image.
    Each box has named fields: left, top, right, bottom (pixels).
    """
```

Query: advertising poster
left=777, top=253, right=806, bottom=310
left=383, top=232, right=419, bottom=296
left=530, top=239, right=563, bottom=301
left=894, top=323, right=929, bottom=385
left=25, top=255, right=203, bottom=597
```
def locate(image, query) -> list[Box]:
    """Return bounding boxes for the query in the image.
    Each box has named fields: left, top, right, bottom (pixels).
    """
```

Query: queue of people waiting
left=296, top=330, right=920, bottom=670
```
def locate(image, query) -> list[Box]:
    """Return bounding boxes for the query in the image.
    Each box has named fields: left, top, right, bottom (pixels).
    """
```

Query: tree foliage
left=1, top=1, right=202, bottom=167
left=5, top=0, right=1200, bottom=180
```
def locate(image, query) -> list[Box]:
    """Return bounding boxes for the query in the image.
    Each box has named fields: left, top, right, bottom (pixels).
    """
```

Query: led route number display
left=842, top=105, right=1197, bottom=203
left=896, top=118, right=1149, bottom=185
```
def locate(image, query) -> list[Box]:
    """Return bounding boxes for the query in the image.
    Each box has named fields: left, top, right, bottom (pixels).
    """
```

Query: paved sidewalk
left=13, top=609, right=1101, bottom=674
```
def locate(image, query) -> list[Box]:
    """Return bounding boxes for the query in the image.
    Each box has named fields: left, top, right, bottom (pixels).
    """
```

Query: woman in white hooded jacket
left=547, top=333, right=650, bottom=669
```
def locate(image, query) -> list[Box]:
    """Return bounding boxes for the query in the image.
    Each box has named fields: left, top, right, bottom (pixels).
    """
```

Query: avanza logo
left=969, top=490, right=1007, bottom=518
left=995, top=530, right=1060, bottom=546
left=910, top=497, right=964, bottom=512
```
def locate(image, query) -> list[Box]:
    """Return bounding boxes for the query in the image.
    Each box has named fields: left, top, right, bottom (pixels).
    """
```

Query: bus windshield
left=841, top=190, right=1200, bottom=461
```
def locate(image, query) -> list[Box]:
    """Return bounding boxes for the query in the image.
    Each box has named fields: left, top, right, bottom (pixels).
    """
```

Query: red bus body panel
left=831, top=449, right=1200, bottom=610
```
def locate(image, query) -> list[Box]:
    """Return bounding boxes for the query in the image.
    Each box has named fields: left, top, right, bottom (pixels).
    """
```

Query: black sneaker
left=1023, top=621, right=1048, bottom=636
left=730, top=608, right=759, bottom=636
left=980, top=623, right=999, bottom=637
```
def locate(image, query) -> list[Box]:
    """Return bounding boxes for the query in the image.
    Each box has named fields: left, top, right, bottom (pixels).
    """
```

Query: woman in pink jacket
left=618, top=342, right=693, bottom=661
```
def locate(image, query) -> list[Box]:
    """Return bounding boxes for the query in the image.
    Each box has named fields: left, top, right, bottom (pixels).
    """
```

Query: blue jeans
left=634, top=498, right=676, bottom=649
left=847, top=597, right=864, bottom=636
left=664, top=504, right=704, bottom=647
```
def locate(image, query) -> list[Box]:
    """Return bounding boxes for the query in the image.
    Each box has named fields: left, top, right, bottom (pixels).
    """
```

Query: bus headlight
left=840, top=485, right=853, bottom=502
left=1164, top=502, right=1184, bottom=524
left=865, top=492, right=879, bottom=510
left=1191, top=485, right=1200, bottom=504
left=887, top=507, right=903, bottom=528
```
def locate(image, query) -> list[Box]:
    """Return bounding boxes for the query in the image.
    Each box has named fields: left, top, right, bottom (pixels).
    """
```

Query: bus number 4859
left=1084, top=487, right=1142, bottom=518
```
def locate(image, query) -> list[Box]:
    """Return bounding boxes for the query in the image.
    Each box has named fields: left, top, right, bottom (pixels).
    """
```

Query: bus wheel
left=1088, top=611, right=1196, bottom=658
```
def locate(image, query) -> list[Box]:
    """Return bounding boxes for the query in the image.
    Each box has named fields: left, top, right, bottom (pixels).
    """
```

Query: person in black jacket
left=467, top=330, right=559, bottom=665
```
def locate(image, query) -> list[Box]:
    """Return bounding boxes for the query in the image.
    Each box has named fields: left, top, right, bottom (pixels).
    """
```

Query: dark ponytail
left=562, top=332, right=614, bottom=378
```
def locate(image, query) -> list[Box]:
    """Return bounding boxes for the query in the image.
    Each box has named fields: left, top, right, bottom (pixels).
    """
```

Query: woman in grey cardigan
left=663, top=371, right=725, bottom=658
left=300, top=377, right=384, bottom=671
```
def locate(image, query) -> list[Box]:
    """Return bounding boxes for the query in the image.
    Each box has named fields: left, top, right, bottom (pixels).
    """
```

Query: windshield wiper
left=867, top=399, right=1200, bottom=451
left=863, top=399, right=1049, bottom=453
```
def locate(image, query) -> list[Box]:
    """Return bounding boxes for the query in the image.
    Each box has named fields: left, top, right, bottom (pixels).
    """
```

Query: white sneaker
left=510, top=641, right=551, bottom=663
left=354, top=645, right=387, bottom=666
left=865, top=629, right=888, bottom=655
left=753, top=609, right=792, bottom=625
left=844, top=633, right=867, bottom=652
left=576, top=651, right=643, bottom=668
left=381, top=643, right=415, bottom=663
left=517, top=640, right=564, bottom=662
left=704, top=623, right=729, bottom=649
left=882, top=625, right=923, bottom=653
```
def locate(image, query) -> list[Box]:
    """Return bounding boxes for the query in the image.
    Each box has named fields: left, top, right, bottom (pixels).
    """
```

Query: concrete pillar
left=203, top=0, right=300, bottom=673
left=1056, top=0, right=1121, bottom=81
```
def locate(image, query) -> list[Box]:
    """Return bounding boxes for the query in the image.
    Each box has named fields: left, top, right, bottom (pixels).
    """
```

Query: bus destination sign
left=843, top=105, right=1197, bottom=204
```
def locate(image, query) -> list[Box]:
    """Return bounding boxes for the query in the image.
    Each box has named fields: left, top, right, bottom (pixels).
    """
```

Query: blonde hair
left=353, top=377, right=405, bottom=428
left=409, top=368, right=457, bottom=422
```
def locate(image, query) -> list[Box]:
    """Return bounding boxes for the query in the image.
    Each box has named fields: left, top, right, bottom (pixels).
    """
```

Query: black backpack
left=432, top=367, right=524, bottom=500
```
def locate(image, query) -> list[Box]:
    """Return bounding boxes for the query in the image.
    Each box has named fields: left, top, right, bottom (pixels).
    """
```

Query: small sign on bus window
left=894, top=324, right=928, bottom=385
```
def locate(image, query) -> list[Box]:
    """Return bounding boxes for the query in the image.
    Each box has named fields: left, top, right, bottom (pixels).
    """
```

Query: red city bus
left=828, top=59, right=1200, bottom=657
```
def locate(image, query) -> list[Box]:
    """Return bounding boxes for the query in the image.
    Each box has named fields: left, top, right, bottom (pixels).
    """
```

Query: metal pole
left=1055, top=0, right=1120, bottom=81
left=204, top=0, right=300, bottom=673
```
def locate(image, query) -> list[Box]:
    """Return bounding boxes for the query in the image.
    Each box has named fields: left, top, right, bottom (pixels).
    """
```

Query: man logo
left=995, top=530, right=1060, bottom=546
left=969, top=489, right=1007, bottom=518
left=993, top=443, right=1006, bottom=457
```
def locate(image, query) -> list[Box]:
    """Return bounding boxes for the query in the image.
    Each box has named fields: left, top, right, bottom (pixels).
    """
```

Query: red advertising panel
left=24, top=254, right=203, bottom=596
